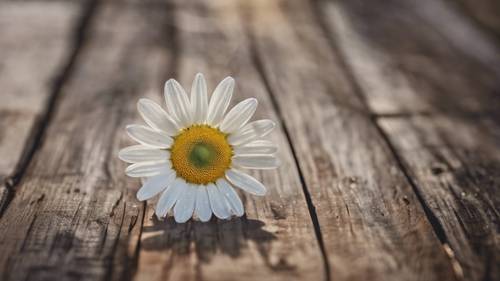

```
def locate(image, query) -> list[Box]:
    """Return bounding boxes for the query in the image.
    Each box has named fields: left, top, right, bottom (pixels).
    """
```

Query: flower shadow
left=140, top=215, right=277, bottom=263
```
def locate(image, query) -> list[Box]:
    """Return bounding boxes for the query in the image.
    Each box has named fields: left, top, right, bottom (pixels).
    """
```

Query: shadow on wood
left=141, top=217, right=278, bottom=264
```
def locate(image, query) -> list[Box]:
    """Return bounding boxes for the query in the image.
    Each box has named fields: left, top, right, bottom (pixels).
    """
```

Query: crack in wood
left=241, top=4, right=332, bottom=281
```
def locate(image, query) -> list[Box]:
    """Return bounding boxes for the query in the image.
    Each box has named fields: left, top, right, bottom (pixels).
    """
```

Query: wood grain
left=320, top=0, right=500, bottom=116
left=133, top=1, right=325, bottom=280
left=379, top=115, right=500, bottom=281
left=0, top=2, right=174, bottom=280
left=0, top=1, right=80, bottom=210
left=0, top=0, right=498, bottom=280
left=243, top=0, right=459, bottom=280
left=317, top=0, right=500, bottom=280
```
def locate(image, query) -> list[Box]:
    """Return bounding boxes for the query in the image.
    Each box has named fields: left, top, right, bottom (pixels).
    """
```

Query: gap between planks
left=312, top=0, right=500, bottom=280
left=242, top=5, right=332, bottom=280
left=0, top=0, right=100, bottom=217
left=1, top=0, right=496, bottom=280
left=310, top=0, right=455, bottom=245
left=1, top=0, right=327, bottom=280
left=309, top=0, right=465, bottom=278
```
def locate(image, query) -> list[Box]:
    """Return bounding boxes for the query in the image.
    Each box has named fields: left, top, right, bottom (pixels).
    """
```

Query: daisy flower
left=119, top=73, right=280, bottom=223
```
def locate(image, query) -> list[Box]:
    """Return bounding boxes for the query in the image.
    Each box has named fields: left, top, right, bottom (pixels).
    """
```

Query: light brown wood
left=0, top=1, right=80, bottom=210
left=0, top=2, right=172, bottom=280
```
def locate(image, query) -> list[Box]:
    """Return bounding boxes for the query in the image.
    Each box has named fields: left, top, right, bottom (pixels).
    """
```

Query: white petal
left=234, top=140, right=278, bottom=155
left=207, top=183, right=231, bottom=219
left=164, top=79, right=192, bottom=127
left=119, top=145, right=169, bottom=163
left=219, top=98, right=258, bottom=133
left=173, top=184, right=197, bottom=223
left=136, top=172, right=175, bottom=201
left=190, top=73, right=208, bottom=124
left=227, top=120, right=275, bottom=146
left=155, top=178, right=186, bottom=218
left=232, top=155, right=281, bottom=169
left=137, top=98, right=180, bottom=135
left=216, top=179, right=244, bottom=217
left=125, top=161, right=171, bottom=177
left=194, top=186, right=212, bottom=222
left=207, top=77, right=234, bottom=126
left=126, top=125, right=173, bottom=148
left=226, top=169, right=267, bottom=196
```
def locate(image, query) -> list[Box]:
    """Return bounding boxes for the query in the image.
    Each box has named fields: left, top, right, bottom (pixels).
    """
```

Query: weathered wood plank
left=0, top=1, right=81, bottom=210
left=1, top=0, right=496, bottom=280
left=243, top=0, right=459, bottom=280
left=0, top=2, right=176, bottom=279
left=133, top=1, right=325, bottom=280
left=317, top=0, right=500, bottom=280
left=379, top=115, right=500, bottom=281
left=319, top=0, right=500, bottom=116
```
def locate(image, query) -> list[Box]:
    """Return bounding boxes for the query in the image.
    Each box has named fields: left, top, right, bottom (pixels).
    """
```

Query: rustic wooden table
left=0, top=0, right=499, bottom=280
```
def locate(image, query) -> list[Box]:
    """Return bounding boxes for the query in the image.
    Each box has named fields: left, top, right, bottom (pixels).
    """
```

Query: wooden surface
left=0, top=0, right=498, bottom=280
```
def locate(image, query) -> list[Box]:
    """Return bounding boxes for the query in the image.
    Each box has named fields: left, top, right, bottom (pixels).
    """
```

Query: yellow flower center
left=170, top=125, right=233, bottom=184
